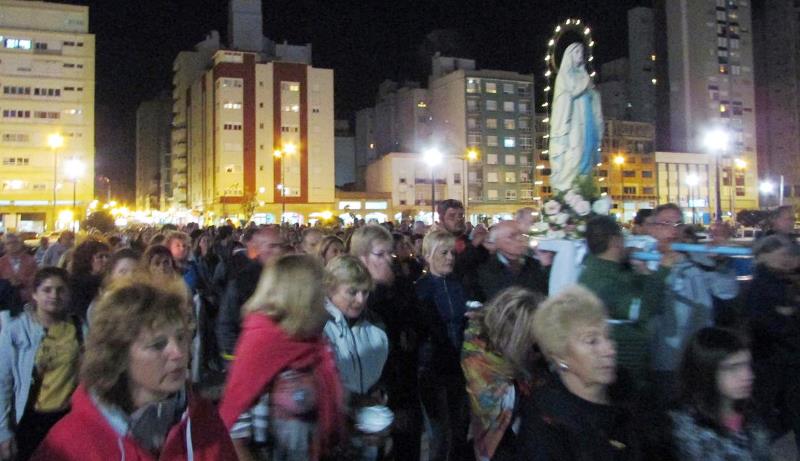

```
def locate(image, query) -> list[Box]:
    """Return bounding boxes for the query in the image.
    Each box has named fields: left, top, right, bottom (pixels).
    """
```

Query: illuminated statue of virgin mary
left=548, top=42, right=603, bottom=192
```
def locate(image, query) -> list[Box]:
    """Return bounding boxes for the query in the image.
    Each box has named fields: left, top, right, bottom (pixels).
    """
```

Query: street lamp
left=730, top=158, right=746, bottom=224
left=274, top=143, right=296, bottom=224
left=64, top=158, right=85, bottom=231
left=686, top=173, right=699, bottom=225
left=423, top=148, right=442, bottom=223
left=464, top=149, right=478, bottom=222
left=613, top=154, right=625, bottom=203
left=703, top=128, right=729, bottom=222
left=48, top=133, right=64, bottom=231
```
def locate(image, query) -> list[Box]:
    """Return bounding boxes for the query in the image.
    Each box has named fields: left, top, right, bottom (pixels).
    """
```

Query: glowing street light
left=759, top=181, right=775, bottom=195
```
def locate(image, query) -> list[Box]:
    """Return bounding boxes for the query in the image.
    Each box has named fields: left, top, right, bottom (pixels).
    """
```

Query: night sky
left=52, top=0, right=650, bottom=201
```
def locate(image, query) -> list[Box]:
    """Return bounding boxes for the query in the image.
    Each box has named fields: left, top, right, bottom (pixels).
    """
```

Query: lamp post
left=464, top=149, right=478, bottom=222
left=47, top=133, right=64, bottom=231
left=64, top=158, right=85, bottom=231
left=731, top=158, right=746, bottom=225
left=704, top=129, right=729, bottom=222
left=423, top=148, right=442, bottom=224
left=686, top=173, right=699, bottom=225
left=274, top=143, right=296, bottom=224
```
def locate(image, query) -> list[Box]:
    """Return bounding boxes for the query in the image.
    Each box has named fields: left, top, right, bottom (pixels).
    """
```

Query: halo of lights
left=542, top=18, right=597, bottom=118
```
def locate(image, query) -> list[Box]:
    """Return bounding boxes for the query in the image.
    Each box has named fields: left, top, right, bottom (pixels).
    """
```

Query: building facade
left=662, top=0, right=758, bottom=213
left=0, top=0, right=95, bottom=232
left=171, top=0, right=334, bottom=224
left=334, top=119, right=356, bottom=187
left=135, top=94, right=172, bottom=211
left=753, top=0, right=800, bottom=208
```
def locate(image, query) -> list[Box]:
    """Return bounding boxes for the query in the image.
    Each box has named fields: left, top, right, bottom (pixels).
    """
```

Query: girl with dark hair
left=142, top=245, right=178, bottom=278
left=670, top=327, right=770, bottom=460
left=67, top=240, right=110, bottom=321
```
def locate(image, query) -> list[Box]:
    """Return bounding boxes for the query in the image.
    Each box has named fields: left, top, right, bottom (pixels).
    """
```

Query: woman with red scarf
left=219, top=254, right=344, bottom=461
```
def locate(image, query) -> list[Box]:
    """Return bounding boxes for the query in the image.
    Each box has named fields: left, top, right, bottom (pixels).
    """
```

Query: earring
left=558, top=362, right=569, bottom=371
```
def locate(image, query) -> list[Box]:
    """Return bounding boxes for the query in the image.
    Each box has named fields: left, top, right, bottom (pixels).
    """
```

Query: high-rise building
left=753, top=0, right=800, bottom=208
left=663, top=0, right=758, bottom=213
left=0, top=0, right=95, bottom=232
left=334, top=119, right=356, bottom=187
left=136, top=94, right=172, bottom=211
left=427, top=55, right=536, bottom=218
left=172, top=0, right=334, bottom=224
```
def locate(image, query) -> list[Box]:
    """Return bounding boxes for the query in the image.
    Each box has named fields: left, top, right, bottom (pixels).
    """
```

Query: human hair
left=349, top=224, right=393, bottom=258
left=33, top=266, right=69, bottom=292
left=436, top=199, right=464, bottom=219
left=652, top=203, right=682, bottom=219
left=148, top=233, right=166, bottom=247
left=243, top=254, right=327, bottom=339
left=71, top=240, right=111, bottom=276
left=323, top=255, right=373, bottom=294
left=478, top=286, right=545, bottom=374
left=767, top=205, right=795, bottom=230
left=82, top=276, right=190, bottom=411
left=585, top=215, right=621, bottom=255
left=753, top=233, right=800, bottom=260
left=164, top=231, right=190, bottom=248
left=422, top=230, right=456, bottom=261
left=633, top=209, right=653, bottom=226
left=317, top=235, right=344, bottom=258
left=533, top=285, right=608, bottom=361
left=677, top=327, right=751, bottom=431
left=141, top=245, right=176, bottom=272
left=105, top=248, right=141, bottom=277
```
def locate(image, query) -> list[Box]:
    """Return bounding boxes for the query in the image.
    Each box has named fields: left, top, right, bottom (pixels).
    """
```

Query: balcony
left=171, top=128, right=187, bottom=145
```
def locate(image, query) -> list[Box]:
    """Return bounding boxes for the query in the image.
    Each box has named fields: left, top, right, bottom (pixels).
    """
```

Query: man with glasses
left=471, top=220, right=549, bottom=302
left=647, top=203, right=739, bottom=400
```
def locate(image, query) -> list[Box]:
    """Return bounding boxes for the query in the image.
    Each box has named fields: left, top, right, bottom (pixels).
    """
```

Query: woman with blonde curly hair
left=31, top=275, right=236, bottom=460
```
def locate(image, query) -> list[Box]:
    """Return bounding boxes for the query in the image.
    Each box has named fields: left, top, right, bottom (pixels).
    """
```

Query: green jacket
left=578, top=255, right=669, bottom=381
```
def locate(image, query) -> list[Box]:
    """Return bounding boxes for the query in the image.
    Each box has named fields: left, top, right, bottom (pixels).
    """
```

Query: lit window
left=503, top=101, right=515, bottom=112
left=223, top=102, right=242, bottom=109
left=504, top=119, right=515, bottom=130
left=487, top=154, right=498, bottom=165
left=485, top=118, right=498, bottom=129
left=485, top=82, right=497, bottom=94
left=486, top=135, right=498, bottom=147
left=503, top=83, right=514, bottom=94
left=505, top=172, right=516, bottom=183
left=505, top=154, right=516, bottom=165
left=505, top=189, right=517, bottom=200
left=486, top=100, right=497, bottom=111
left=504, top=137, right=516, bottom=148
left=487, top=172, right=499, bottom=183
left=487, top=189, right=499, bottom=200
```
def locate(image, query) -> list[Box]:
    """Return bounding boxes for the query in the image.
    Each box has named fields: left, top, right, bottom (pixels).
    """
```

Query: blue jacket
left=0, top=309, right=85, bottom=443
left=415, top=273, right=468, bottom=377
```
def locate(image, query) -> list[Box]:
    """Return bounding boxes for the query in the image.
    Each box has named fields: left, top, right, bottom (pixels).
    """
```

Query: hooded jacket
left=31, top=385, right=237, bottom=461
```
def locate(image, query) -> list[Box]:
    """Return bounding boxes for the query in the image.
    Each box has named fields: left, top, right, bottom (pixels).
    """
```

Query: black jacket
left=518, top=377, right=643, bottom=461
left=215, top=258, right=262, bottom=357
left=471, top=254, right=549, bottom=302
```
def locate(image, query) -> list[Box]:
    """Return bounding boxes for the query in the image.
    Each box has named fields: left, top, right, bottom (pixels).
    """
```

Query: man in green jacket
left=578, top=216, right=678, bottom=388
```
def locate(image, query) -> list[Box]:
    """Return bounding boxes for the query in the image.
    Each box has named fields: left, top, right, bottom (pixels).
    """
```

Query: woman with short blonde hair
left=32, top=275, right=237, bottom=460
left=220, top=254, right=344, bottom=461
left=519, top=286, right=643, bottom=460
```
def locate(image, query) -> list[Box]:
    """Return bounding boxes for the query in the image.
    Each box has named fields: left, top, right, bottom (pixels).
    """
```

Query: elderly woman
left=461, top=286, right=543, bottom=461
left=520, top=285, right=641, bottom=460
left=323, top=255, right=389, bottom=458
left=351, top=225, right=422, bottom=461
left=31, top=276, right=236, bottom=460
left=0, top=267, right=79, bottom=461
left=416, top=230, right=470, bottom=460
left=219, top=254, right=344, bottom=461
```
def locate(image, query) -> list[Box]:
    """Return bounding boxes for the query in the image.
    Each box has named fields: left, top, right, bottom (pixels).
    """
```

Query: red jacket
left=31, top=385, right=237, bottom=461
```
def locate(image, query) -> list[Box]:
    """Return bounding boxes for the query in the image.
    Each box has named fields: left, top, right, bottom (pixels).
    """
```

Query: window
left=466, top=99, right=478, bottom=112
left=642, top=170, right=653, bottom=178
left=486, top=100, right=497, bottom=111
left=466, top=79, right=480, bottom=94
left=34, top=111, right=59, bottom=119
left=505, top=172, right=516, bottom=183
left=467, top=134, right=482, bottom=146
left=485, top=118, right=498, bottom=129
left=281, top=82, right=300, bottom=92
left=504, top=137, right=516, bottom=148
left=541, top=168, right=552, bottom=176
left=519, top=102, right=530, bottom=113
left=399, top=177, right=407, bottom=184
left=487, top=172, right=499, bottom=183
left=520, top=189, right=533, bottom=200
left=599, top=170, right=608, bottom=177
left=519, top=135, right=532, bottom=149
left=223, top=102, right=242, bottom=109
left=486, top=135, right=498, bottom=147
left=503, top=101, right=515, bottom=112
left=2, top=110, right=30, bottom=118
left=623, top=170, right=636, bottom=178
left=454, top=173, right=462, bottom=184
left=506, top=190, right=517, bottom=200
left=643, top=187, right=655, bottom=195
left=519, top=118, right=530, bottom=130
left=467, top=118, right=479, bottom=130
left=282, top=105, right=300, bottom=112
left=2, top=133, right=30, bottom=142
left=223, top=123, right=243, bottom=130
left=503, top=83, right=514, bottom=94
left=623, top=186, right=637, bottom=194
left=2, top=157, right=29, bottom=166
left=504, top=119, right=516, bottom=130
left=487, top=189, right=499, bottom=200
left=505, top=154, right=516, bottom=165
left=487, top=154, right=498, bottom=165
left=485, top=82, right=497, bottom=94
left=4, top=38, right=32, bottom=50
left=520, top=171, right=530, bottom=182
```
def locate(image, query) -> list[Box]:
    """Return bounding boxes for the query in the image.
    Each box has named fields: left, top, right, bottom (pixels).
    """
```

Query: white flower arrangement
left=528, top=175, right=612, bottom=240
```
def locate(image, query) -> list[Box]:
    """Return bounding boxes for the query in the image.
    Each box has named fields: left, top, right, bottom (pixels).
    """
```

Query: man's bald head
left=248, top=226, right=287, bottom=265
left=491, top=220, right=529, bottom=260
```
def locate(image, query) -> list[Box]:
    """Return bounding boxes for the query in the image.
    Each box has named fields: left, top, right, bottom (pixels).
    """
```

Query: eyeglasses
left=650, top=221, right=683, bottom=228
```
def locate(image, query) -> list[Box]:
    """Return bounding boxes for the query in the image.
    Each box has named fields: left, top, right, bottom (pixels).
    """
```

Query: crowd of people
left=0, top=199, right=796, bottom=460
